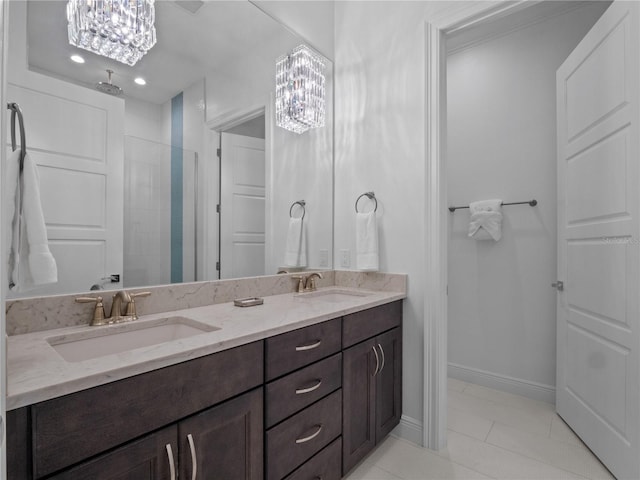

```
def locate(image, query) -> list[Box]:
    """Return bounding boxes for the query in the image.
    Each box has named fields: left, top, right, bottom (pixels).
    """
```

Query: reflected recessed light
left=134, top=77, right=146, bottom=86
left=70, top=54, right=85, bottom=64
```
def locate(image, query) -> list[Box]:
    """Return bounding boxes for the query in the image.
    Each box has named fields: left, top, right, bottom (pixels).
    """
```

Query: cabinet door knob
left=187, top=433, right=197, bottom=480
left=378, top=343, right=386, bottom=373
left=296, top=379, right=323, bottom=395
left=296, top=339, right=322, bottom=352
left=295, top=424, right=323, bottom=444
left=372, top=345, right=380, bottom=376
left=165, top=444, right=176, bottom=480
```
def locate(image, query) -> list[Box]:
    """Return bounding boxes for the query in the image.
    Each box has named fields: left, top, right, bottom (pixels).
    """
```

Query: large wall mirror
left=5, top=0, right=333, bottom=299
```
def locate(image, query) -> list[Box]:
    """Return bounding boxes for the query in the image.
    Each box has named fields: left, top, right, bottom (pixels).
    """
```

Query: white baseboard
left=448, top=362, right=556, bottom=404
left=391, top=415, right=423, bottom=446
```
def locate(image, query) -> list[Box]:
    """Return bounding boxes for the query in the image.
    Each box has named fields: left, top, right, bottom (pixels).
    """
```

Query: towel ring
left=355, top=192, right=377, bottom=213
left=290, top=200, right=306, bottom=220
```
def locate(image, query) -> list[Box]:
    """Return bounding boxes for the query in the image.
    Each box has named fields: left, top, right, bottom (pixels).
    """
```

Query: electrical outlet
left=319, top=249, right=329, bottom=268
left=340, top=249, right=351, bottom=268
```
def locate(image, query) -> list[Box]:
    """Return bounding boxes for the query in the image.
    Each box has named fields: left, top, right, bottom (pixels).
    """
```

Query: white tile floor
left=344, top=378, right=615, bottom=480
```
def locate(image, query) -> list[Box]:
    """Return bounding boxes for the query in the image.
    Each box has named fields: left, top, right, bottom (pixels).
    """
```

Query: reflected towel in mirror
left=6, top=150, right=58, bottom=291
left=284, top=217, right=307, bottom=267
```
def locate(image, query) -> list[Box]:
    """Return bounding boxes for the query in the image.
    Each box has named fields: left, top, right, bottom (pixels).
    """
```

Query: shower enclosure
left=124, top=136, right=198, bottom=288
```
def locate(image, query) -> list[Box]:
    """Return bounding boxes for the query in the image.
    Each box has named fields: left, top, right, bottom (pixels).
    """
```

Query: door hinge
left=216, top=204, right=221, bottom=214
left=216, top=148, right=221, bottom=158
left=216, top=261, right=220, bottom=271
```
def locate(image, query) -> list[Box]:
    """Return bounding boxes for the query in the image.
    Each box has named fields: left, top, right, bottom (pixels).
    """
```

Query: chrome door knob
left=552, top=281, right=564, bottom=291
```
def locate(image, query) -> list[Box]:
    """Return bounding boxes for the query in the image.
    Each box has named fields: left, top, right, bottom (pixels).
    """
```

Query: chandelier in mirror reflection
left=275, top=44, right=326, bottom=134
left=67, top=0, right=157, bottom=66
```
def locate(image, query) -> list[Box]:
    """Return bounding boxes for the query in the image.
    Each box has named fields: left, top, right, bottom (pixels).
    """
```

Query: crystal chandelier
left=276, top=45, right=326, bottom=134
left=67, top=0, right=157, bottom=67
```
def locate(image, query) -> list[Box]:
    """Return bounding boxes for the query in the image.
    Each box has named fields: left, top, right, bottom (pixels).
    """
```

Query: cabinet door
left=375, top=327, right=402, bottom=441
left=178, top=388, right=263, bottom=480
left=342, top=338, right=376, bottom=474
left=49, top=425, right=177, bottom=480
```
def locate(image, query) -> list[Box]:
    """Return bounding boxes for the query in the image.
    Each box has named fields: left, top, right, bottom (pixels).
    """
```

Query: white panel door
left=220, top=132, right=265, bottom=279
left=556, top=2, right=639, bottom=478
left=7, top=73, right=124, bottom=296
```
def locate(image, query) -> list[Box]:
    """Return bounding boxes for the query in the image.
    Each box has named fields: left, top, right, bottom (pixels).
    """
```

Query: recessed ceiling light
left=134, top=77, right=146, bottom=86
left=70, top=54, right=85, bottom=64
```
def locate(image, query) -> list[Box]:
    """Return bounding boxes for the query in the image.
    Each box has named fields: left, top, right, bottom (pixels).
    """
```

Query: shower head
left=96, top=69, right=123, bottom=96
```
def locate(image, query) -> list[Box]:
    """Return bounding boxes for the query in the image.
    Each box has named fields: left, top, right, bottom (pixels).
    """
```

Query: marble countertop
left=7, top=287, right=405, bottom=410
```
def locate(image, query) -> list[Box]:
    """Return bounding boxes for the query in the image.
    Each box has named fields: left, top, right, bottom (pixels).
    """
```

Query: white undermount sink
left=297, top=288, right=372, bottom=303
left=47, top=316, right=220, bottom=363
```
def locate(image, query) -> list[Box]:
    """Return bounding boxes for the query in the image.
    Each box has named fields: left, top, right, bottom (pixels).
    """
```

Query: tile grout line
left=483, top=434, right=600, bottom=480
left=450, top=429, right=594, bottom=480
left=484, top=420, right=495, bottom=442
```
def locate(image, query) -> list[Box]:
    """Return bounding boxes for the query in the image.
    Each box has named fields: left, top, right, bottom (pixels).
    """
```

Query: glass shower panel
left=124, top=136, right=197, bottom=288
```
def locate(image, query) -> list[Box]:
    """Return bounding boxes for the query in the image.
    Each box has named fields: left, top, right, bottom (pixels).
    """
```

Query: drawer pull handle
left=295, top=424, right=323, bottom=444
left=372, top=345, right=380, bottom=376
left=296, top=339, right=322, bottom=351
left=187, top=433, right=197, bottom=480
left=165, top=444, right=176, bottom=480
left=378, top=343, right=386, bottom=373
left=296, top=379, right=323, bottom=395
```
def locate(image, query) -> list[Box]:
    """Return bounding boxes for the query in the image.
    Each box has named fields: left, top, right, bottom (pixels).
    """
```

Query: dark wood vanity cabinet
left=45, top=388, right=264, bottom=480
left=342, top=303, right=403, bottom=475
left=7, top=300, right=403, bottom=480
left=178, top=388, right=263, bottom=480
left=47, top=425, right=178, bottom=480
left=265, top=318, right=343, bottom=480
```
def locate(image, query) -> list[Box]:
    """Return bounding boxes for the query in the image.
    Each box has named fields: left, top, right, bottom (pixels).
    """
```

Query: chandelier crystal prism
left=67, top=0, right=157, bottom=67
left=276, top=45, right=326, bottom=134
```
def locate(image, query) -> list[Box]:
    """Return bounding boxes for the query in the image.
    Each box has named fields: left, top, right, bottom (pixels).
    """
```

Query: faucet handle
left=75, top=296, right=107, bottom=326
left=291, top=275, right=306, bottom=293
left=125, top=291, right=152, bottom=320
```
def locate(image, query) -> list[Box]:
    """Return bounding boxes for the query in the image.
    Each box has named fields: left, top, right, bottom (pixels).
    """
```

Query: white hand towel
left=468, top=199, right=503, bottom=242
left=6, top=151, right=58, bottom=291
left=284, top=217, right=307, bottom=267
left=356, top=211, right=379, bottom=271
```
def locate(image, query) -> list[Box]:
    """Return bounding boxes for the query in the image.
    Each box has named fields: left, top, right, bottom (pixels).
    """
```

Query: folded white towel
left=356, top=211, right=379, bottom=271
left=6, top=151, right=58, bottom=291
left=468, top=199, right=503, bottom=241
left=284, top=217, right=307, bottom=267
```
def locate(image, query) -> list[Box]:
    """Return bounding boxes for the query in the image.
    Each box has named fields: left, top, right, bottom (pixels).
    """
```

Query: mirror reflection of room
left=6, top=0, right=334, bottom=298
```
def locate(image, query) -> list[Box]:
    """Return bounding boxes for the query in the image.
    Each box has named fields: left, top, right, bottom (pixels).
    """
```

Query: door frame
left=423, top=0, right=546, bottom=450
left=206, top=104, right=270, bottom=280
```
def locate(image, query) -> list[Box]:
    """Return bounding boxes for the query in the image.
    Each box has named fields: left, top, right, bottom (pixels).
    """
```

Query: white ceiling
left=26, top=0, right=297, bottom=104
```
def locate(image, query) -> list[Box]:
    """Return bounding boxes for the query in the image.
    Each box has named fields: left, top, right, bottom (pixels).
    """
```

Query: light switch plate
left=340, top=249, right=351, bottom=268
left=319, top=249, right=329, bottom=267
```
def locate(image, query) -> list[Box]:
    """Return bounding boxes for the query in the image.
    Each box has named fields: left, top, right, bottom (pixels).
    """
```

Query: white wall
left=205, top=23, right=334, bottom=276
left=334, top=1, right=430, bottom=442
left=252, top=0, right=335, bottom=60
left=124, top=98, right=165, bottom=144
left=446, top=4, right=607, bottom=398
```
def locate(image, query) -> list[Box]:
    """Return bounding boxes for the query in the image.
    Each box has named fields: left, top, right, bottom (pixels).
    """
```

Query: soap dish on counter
left=234, top=297, right=264, bottom=307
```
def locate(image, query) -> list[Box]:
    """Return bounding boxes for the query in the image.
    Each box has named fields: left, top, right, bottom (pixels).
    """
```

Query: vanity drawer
left=31, top=341, right=263, bottom=479
left=266, top=389, right=342, bottom=480
left=266, top=352, right=342, bottom=428
left=266, top=318, right=341, bottom=380
left=343, top=301, right=402, bottom=348
left=284, top=437, right=342, bottom=480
